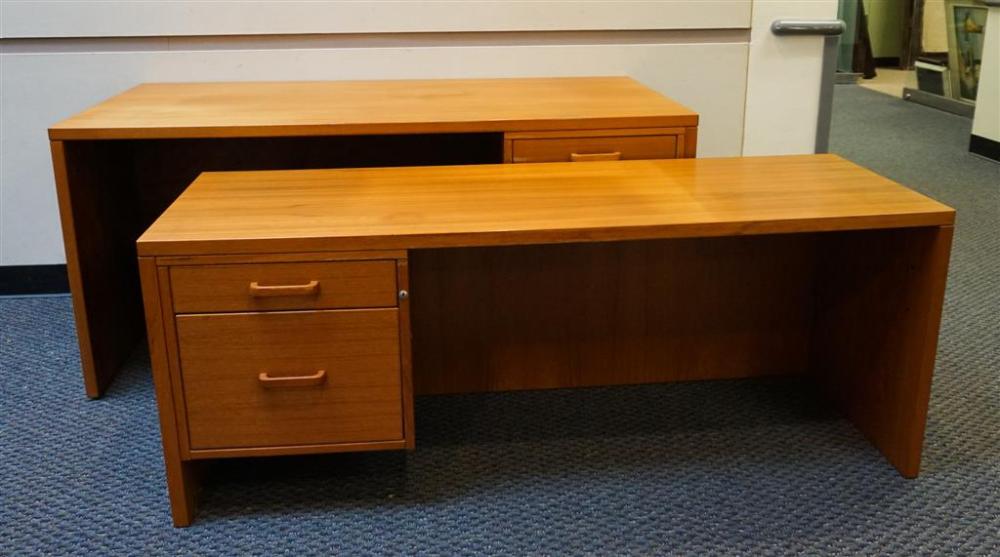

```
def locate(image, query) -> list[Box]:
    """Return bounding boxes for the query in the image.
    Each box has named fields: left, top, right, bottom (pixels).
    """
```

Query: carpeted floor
left=2, top=85, right=997, bottom=555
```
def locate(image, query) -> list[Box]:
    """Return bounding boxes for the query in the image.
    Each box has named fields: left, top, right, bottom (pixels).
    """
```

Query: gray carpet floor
left=1, top=85, right=997, bottom=555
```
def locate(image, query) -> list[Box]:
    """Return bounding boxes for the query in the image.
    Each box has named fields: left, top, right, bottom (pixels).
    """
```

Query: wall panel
left=1, top=1, right=751, bottom=38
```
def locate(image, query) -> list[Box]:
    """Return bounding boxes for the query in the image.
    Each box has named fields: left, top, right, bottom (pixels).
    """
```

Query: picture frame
left=944, top=0, right=989, bottom=102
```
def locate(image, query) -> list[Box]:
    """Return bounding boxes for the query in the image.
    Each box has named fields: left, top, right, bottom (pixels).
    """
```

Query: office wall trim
left=0, top=29, right=750, bottom=54
left=0, top=1, right=753, bottom=38
left=970, top=134, right=1000, bottom=163
left=0, top=265, right=70, bottom=295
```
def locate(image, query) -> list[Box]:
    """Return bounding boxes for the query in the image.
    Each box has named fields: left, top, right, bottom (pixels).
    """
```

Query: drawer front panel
left=512, top=134, right=678, bottom=163
left=177, top=309, right=403, bottom=450
left=170, top=260, right=397, bottom=313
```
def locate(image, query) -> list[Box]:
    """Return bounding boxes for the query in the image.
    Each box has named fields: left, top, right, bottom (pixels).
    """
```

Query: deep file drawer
left=170, top=260, right=398, bottom=313
left=176, top=308, right=404, bottom=450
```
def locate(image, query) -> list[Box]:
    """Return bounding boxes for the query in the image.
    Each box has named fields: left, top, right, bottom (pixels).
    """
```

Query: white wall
left=0, top=0, right=834, bottom=267
left=971, top=5, right=1000, bottom=147
left=0, top=1, right=752, bottom=36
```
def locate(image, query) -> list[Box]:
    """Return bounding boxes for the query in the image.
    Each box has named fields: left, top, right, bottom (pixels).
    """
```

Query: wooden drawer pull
left=258, top=369, right=327, bottom=388
left=570, top=151, right=621, bottom=162
left=248, top=280, right=320, bottom=297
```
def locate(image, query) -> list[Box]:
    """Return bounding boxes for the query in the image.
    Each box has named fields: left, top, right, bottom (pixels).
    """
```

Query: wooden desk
left=138, top=155, right=954, bottom=526
left=48, top=77, right=699, bottom=398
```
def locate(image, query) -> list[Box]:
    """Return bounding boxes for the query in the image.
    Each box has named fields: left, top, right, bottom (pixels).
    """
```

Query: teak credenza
left=138, top=155, right=955, bottom=526
left=48, top=77, right=698, bottom=399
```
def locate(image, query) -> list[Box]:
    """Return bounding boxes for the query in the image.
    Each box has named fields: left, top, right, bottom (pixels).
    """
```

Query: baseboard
left=0, top=264, right=70, bottom=295
left=902, top=88, right=975, bottom=118
left=969, top=134, right=1000, bottom=163
left=874, top=57, right=901, bottom=68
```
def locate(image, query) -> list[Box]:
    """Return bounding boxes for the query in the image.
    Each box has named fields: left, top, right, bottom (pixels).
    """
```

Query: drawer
left=177, top=309, right=403, bottom=450
left=170, top=260, right=397, bottom=313
left=510, top=133, right=678, bottom=163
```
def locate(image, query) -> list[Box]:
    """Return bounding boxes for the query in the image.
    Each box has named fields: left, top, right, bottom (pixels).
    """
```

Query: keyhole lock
left=398, top=290, right=409, bottom=300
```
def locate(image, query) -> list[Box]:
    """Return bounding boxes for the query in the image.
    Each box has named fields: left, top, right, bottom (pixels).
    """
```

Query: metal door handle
left=768, top=19, right=846, bottom=153
left=771, top=20, right=846, bottom=36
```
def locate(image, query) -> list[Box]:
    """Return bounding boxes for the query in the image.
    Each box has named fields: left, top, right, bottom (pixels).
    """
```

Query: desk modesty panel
left=49, top=76, right=699, bottom=398
left=138, top=155, right=954, bottom=526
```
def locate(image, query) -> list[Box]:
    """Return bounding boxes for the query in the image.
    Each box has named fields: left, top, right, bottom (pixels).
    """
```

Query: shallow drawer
left=511, top=134, right=678, bottom=163
left=177, top=309, right=403, bottom=450
left=170, top=260, right=397, bottom=313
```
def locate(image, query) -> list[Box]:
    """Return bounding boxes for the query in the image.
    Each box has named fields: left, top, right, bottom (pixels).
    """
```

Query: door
left=743, top=0, right=843, bottom=155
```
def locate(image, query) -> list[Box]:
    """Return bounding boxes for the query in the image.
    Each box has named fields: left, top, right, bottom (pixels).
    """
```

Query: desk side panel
left=53, top=140, right=145, bottom=397
left=683, top=126, right=698, bottom=158
left=809, top=225, right=953, bottom=477
left=138, top=257, right=201, bottom=526
left=50, top=141, right=96, bottom=395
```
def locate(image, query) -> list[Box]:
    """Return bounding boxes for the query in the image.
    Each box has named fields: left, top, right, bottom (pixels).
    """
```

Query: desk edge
left=137, top=211, right=957, bottom=258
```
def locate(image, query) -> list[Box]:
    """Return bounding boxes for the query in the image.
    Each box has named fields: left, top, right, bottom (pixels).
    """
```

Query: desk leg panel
left=138, top=257, right=202, bottom=526
left=810, top=226, right=953, bottom=477
left=52, top=141, right=145, bottom=398
left=398, top=258, right=416, bottom=450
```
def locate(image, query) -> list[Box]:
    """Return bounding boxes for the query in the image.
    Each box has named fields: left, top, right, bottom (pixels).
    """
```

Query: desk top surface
left=50, top=77, right=697, bottom=140
left=138, top=154, right=955, bottom=257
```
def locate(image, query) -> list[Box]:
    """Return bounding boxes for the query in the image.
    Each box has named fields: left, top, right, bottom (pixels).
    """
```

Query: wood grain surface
left=177, top=308, right=404, bottom=451
left=411, top=235, right=818, bottom=394
left=510, top=133, right=678, bottom=163
left=169, top=260, right=398, bottom=313
left=810, top=225, right=954, bottom=477
left=49, top=77, right=698, bottom=140
left=138, top=257, right=202, bottom=527
left=52, top=140, right=146, bottom=397
left=138, top=155, right=955, bottom=257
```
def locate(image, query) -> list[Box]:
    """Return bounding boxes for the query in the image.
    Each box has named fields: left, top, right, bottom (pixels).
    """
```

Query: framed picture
left=945, top=1, right=989, bottom=102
